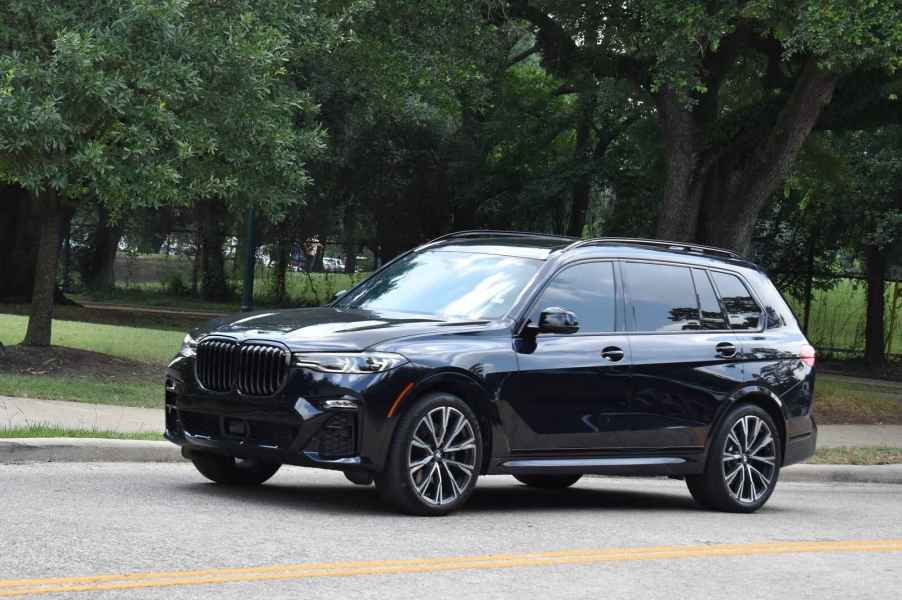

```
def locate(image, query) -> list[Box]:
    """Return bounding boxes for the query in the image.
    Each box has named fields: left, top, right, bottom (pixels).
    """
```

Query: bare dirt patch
left=0, top=345, right=159, bottom=383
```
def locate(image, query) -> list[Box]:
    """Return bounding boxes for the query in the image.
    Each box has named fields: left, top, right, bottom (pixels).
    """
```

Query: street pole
left=240, top=206, right=257, bottom=313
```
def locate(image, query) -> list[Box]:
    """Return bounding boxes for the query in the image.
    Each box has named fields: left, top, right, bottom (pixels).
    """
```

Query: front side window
left=335, top=250, right=541, bottom=320
left=529, top=262, right=617, bottom=332
left=710, top=271, right=762, bottom=330
left=623, top=262, right=699, bottom=332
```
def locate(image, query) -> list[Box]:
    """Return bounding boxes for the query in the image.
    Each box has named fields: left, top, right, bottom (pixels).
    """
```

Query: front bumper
left=164, top=355, right=411, bottom=472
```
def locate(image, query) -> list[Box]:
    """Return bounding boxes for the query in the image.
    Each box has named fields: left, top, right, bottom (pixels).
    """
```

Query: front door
left=503, top=261, right=633, bottom=451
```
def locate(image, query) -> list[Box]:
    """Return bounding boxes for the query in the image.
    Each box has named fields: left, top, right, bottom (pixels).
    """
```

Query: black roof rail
left=564, top=237, right=741, bottom=260
left=424, top=230, right=577, bottom=245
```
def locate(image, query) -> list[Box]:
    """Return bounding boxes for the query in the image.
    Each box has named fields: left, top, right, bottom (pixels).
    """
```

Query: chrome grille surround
left=195, top=337, right=290, bottom=397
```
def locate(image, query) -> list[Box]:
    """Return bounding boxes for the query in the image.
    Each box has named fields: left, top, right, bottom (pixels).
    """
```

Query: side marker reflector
left=387, top=382, right=415, bottom=418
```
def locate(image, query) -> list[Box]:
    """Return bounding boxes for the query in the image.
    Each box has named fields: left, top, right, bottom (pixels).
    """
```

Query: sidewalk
left=3, top=395, right=902, bottom=447
left=0, top=396, right=161, bottom=433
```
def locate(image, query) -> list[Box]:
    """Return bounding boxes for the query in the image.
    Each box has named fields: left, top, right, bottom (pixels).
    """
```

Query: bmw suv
left=165, top=231, right=817, bottom=515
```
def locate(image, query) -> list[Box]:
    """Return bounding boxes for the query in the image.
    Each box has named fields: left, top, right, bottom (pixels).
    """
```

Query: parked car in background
left=165, top=231, right=816, bottom=515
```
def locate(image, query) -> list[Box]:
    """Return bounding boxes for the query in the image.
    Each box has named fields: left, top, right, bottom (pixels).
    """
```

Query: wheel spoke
left=423, top=412, right=440, bottom=448
left=432, top=461, right=444, bottom=504
left=727, top=431, right=742, bottom=452
left=437, top=406, right=450, bottom=447
left=411, top=434, right=432, bottom=452
left=740, top=417, right=750, bottom=451
left=725, top=464, right=742, bottom=486
left=416, top=462, right=438, bottom=495
left=409, top=455, right=432, bottom=475
left=444, top=458, right=474, bottom=476
left=749, top=455, right=775, bottom=466
left=750, top=417, right=763, bottom=449
left=444, top=439, right=476, bottom=454
left=443, top=461, right=462, bottom=500
left=722, top=453, right=742, bottom=462
left=749, top=434, right=773, bottom=458
left=444, top=414, right=468, bottom=450
left=746, top=464, right=758, bottom=501
left=749, top=464, right=771, bottom=488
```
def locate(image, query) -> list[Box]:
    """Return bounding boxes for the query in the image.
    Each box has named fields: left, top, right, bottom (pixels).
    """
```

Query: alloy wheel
left=721, top=415, right=777, bottom=504
left=407, top=406, right=478, bottom=506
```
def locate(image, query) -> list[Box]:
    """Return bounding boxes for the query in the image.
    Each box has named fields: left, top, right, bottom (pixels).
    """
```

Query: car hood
left=194, top=307, right=495, bottom=352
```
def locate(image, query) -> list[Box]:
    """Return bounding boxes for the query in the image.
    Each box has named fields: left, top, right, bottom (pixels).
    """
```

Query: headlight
left=180, top=334, right=198, bottom=357
left=292, top=352, right=408, bottom=374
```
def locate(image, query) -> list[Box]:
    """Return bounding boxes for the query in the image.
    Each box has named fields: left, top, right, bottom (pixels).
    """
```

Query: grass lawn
left=0, top=313, right=182, bottom=366
left=0, top=425, right=163, bottom=441
left=815, top=374, right=902, bottom=424
left=0, top=374, right=161, bottom=408
left=809, top=446, right=902, bottom=465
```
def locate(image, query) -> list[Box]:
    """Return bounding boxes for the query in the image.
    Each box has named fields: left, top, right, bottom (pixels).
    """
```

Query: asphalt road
left=1, top=463, right=901, bottom=599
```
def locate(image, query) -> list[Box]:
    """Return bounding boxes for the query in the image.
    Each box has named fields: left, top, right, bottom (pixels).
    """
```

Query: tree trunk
left=197, top=201, right=230, bottom=301
left=655, top=60, right=837, bottom=253
left=343, top=201, right=358, bottom=274
left=566, top=90, right=595, bottom=238
left=655, top=88, right=701, bottom=242
left=864, top=244, right=886, bottom=369
left=23, top=190, right=62, bottom=347
left=85, top=205, right=123, bottom=290
left=272, top=241, right=288, bottom=305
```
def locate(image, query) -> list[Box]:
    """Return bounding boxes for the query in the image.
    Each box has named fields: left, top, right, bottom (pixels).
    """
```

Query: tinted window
left=337, top=250, right=541, bottom=319
left=711, top=272, right=761, bottom=330
left=531, top=262, right=616, bottom=332
left=623, top=263, right=699, bottom=332
left=692, top=269, right=728, bottom=330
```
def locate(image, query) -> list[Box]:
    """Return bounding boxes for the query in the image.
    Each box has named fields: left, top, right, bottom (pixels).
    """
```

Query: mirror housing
left=536, top=307, right=579, bottom=334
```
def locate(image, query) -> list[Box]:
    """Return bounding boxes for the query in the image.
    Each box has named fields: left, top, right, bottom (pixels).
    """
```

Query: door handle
left=715, top=342, right=737, bottom=358
left=601, top=346, right=625, bottom=362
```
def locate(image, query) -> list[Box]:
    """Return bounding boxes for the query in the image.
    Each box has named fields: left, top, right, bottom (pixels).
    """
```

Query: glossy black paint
left=165, top=234, right=817, bottom=479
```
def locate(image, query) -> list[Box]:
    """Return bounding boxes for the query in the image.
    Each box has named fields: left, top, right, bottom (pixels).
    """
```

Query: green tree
left=506, top=0, right=902, bottom=252
left=0, top=0, right=323, bottom=344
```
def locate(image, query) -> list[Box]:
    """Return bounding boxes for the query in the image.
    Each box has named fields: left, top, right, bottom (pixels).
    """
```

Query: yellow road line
left=1, top=539, right=900, bottom=597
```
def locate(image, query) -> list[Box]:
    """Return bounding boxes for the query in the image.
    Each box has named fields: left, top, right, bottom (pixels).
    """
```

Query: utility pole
left=240, top=206, right=257, bottom=312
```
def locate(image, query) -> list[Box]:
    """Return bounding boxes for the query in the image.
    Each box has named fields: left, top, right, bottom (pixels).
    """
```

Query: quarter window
left=622, top=262, right=700, bottom=332
left=531, top=262, right=616, bottom=332
left=710, top=272, right=762, bottom=330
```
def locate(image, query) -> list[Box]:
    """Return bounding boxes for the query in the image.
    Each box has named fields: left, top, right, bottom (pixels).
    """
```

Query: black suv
left=165, top=231, right=817, bottom=515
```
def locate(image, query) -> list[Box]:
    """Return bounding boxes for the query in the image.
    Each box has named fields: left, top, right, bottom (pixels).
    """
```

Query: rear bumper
left=784, top=417, right=817, bottom=466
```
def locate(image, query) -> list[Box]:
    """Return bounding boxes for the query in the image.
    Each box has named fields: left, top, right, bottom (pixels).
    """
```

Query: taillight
left=800, top=344, right=816, bottom=367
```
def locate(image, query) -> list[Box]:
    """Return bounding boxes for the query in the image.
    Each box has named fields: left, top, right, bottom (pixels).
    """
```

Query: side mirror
left=537, top=307, right=579, bottom=334
left=330, top=289, right=348, bottom=303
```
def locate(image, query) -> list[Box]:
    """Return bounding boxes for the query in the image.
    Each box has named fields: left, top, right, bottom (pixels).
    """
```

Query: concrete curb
left=1, top=439, right=901, bottom=485
left=0, top=438, right=182, bottom=464
left=780, top=464, right=902, bottom=485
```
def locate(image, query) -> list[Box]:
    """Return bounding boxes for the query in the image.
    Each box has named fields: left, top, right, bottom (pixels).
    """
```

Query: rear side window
left=622, top=262, right=699, bottom=332
left=711, top=272, right=762, bottom=330
left=692, top=269, right=728, bottom=330
left=531, top=262, right=617, bottom=332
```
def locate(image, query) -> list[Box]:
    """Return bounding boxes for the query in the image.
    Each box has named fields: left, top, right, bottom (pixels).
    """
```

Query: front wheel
left=191, top=453, right=281, bottom=486
left=376, top=392, right=482, bottom=516
left=687, top=404, right=781, bottom=513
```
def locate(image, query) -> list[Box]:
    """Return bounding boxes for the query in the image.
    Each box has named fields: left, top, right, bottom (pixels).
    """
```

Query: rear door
left=622, top=262, right=743, bottom=449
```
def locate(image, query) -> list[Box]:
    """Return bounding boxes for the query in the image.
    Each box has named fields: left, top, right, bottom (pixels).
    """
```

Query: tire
left=375, top=392, right=482, bottom=516
left=191, top=452, right=281, bottom=486
left=687, top=404, right=782, bottom=513
left=514, top=474, right=582, bottom=489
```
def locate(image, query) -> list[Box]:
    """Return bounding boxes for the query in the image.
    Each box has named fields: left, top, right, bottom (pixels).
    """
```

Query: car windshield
left=336, top=249, right=542, bottom=320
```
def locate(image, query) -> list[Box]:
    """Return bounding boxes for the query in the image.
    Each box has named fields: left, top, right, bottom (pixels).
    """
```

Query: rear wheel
left=191, top=453, right=281, bottom=486
left=513, top=474, right=582, bottom=489
left=376, top=392, right=482, bottom=516
left=687, top=404, right=781, bottom=513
